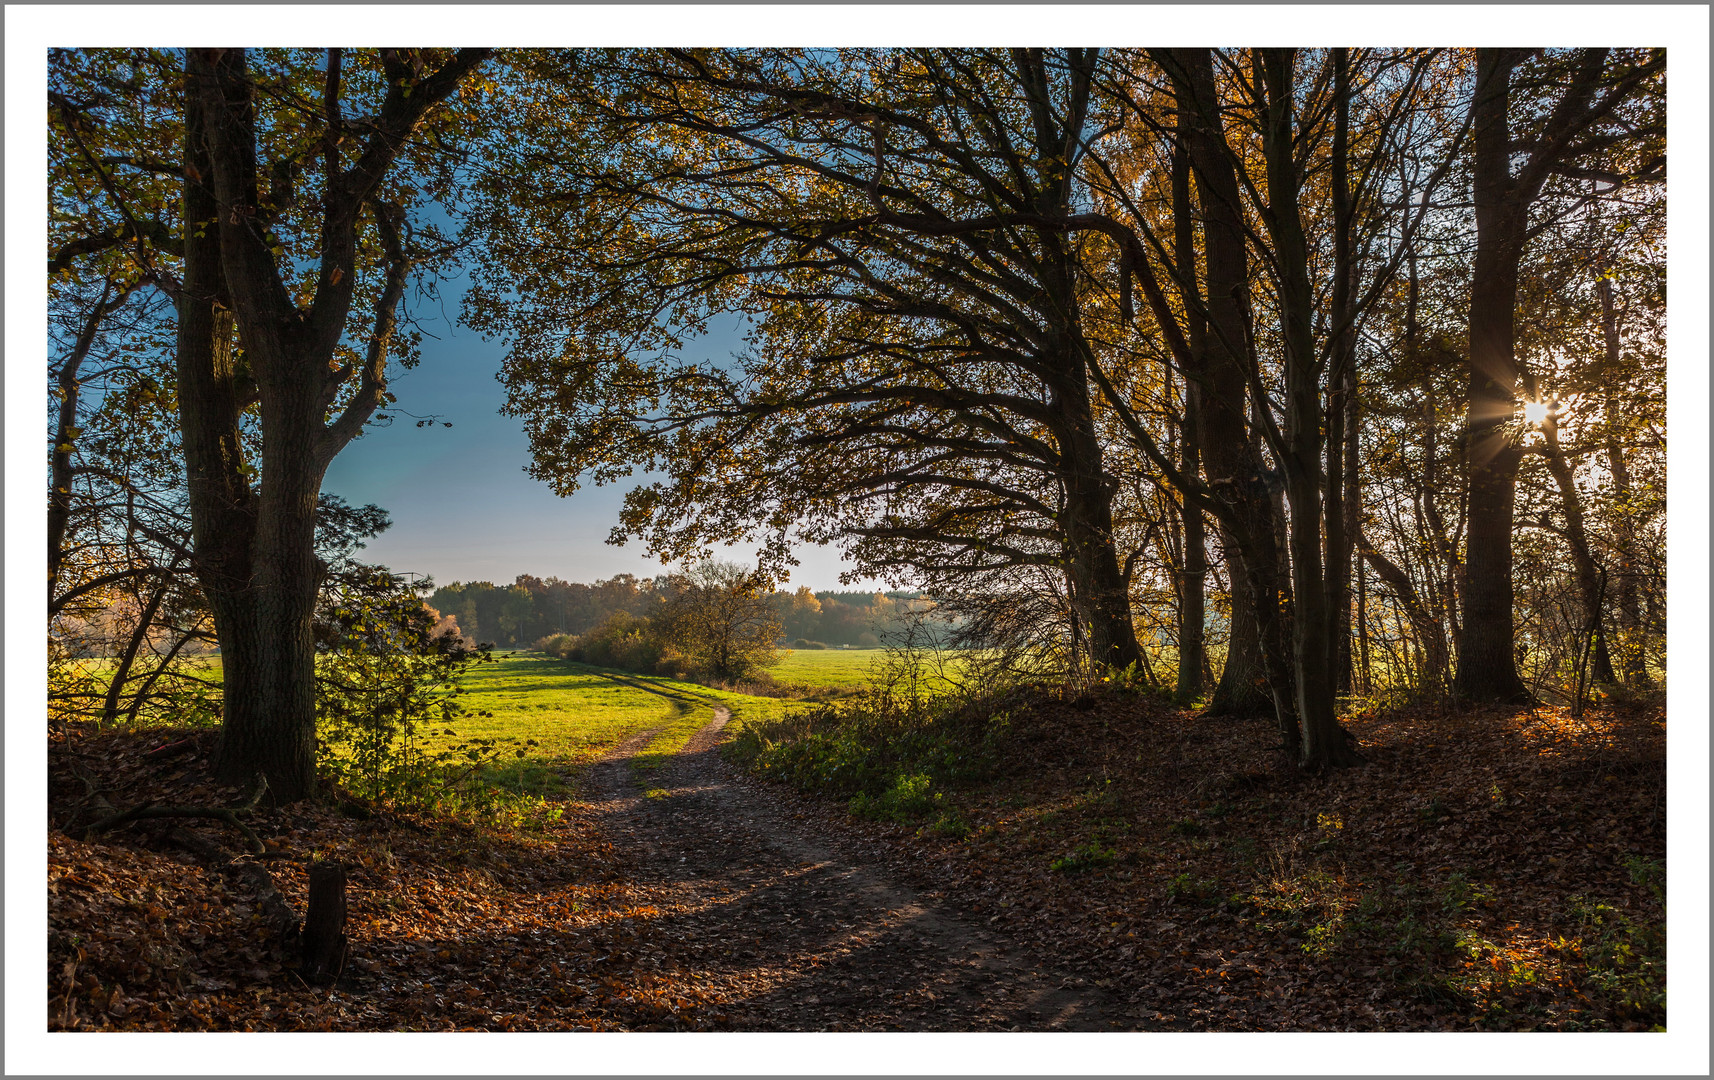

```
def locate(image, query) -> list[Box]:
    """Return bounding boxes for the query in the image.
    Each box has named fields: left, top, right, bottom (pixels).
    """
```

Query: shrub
left=314, top=571, right=515, bottom=812
left=535, top=632, right=578, bottom=660
left=576, top=610, right=662, bottom=672
left=726, top=680, right=1014, bottom=807
left=849, top=772, right=940, bottom=823
left=1570, top=895, right=1666, bottom=1025
left=923, top=810, right=972, bottom=840
left=790, top=638, right=829, bottom=650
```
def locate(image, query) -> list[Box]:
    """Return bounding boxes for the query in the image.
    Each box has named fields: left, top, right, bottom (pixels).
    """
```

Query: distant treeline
left=427, top=574, right=924, bottom=649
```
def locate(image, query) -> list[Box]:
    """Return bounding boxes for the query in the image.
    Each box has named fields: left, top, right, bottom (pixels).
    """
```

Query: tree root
left=77, top=775, right=270, bottom=854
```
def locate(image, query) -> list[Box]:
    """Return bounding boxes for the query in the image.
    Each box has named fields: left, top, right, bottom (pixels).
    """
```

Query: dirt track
left=581, top=707, right=1141, bottom=1030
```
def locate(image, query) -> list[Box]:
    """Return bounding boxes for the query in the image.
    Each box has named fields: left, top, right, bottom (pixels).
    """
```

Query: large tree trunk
left=1032, top=63, right=1142, bottom=674
left=1455, top=50, right=1533, bottom=704
left=176, top=58, right=305, bottom=796
left=1207, top=537, right=1270, bottom=715
left=1224, top=491, right=1301, bottom=753
left=1055, top=394, right=1143, bottom=672
left=178, top=47, right=485, bottom=801
left=181, top=49, right=326, bottom=802
left=1165, top=47, right=1277, bottom=721
left=1175, top=392, right=1208, bottom=702
left=1324, top=48, right=1358, bottom=700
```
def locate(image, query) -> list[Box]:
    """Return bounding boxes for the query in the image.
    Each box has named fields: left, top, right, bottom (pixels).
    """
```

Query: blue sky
left=320, top=272, right=880, bottom=592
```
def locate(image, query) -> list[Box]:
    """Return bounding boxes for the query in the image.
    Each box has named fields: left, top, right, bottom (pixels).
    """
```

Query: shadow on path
left=579, top=707, right=1145, bottom=1031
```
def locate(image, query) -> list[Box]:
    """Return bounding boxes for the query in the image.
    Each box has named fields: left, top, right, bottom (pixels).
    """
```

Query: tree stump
left=301, top=861, right=349, bottom=985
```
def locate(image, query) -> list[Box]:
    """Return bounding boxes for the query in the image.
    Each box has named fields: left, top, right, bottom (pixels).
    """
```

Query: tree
left=656, top=562, right=782, bottom=680
left=466, top=47, right=1144, bottom=672
left=1078, top=48, right=1468, bottom=765
left=47, top=47, right=495, bottom=800
left=180, top=47, right=492, bottom=799
left=1455, top=46, right=1663, bottom=702
left=772, top=586, right=824, bottom=643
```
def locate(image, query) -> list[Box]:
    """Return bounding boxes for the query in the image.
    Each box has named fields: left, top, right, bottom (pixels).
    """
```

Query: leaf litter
left=47, top=691, right=1664, bottom=1031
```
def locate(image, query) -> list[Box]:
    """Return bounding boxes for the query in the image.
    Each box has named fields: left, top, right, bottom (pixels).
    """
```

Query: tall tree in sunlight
left=1455, top=46, right=1663, bottom=703
left=52, top=47, right=491, bottom=800
left=183, top=46, right=490, bottom=799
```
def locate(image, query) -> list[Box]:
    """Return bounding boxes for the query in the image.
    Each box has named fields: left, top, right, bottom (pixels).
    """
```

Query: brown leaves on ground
left=773, top=692, right=1666, bottom=1031
left=46, top=692, right=1665, bottom=1032
left=48, top=725, right=722, bottom=1031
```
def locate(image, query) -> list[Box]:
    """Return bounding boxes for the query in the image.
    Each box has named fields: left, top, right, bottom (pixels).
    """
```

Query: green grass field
left=440, top=653, right=820, bottom=794
left=763, top=647, right=887, bottom=690
left=67, top=647, right=965, bottom=799
left=64, top=651, right=823, bottom=797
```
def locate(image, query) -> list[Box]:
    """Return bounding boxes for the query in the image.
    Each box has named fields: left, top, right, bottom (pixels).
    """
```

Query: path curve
left=581, top=706, right=1134, bottom=1030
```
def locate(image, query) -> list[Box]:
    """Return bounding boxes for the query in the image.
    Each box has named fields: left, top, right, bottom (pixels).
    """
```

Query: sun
left=1522, top=400, right=1551, bottom=426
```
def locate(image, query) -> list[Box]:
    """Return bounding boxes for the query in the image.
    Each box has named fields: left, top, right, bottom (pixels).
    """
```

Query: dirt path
left=580, top=708, right=1139, bottom=1031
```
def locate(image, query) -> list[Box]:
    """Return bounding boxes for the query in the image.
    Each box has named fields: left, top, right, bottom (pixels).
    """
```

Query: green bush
left=790, top=638, right=829, bottom=650
left=574, top=610, right=663, bottom=673
left=725, top=681, right=1013, bottom=811
left=535, top=632, right=578, bottom=659
left=923, top=810, right=972, bottom=840
left=314, top=571, right=519, bottom=814
left=849, top=772, right=940, bottom=823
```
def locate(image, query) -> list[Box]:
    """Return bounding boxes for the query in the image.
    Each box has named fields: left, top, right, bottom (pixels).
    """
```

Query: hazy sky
left=319, top=271, right=882, bottom=593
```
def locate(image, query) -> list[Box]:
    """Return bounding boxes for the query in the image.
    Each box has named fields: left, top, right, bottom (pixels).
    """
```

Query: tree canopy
left=48, top=45, right=1668, bottom=790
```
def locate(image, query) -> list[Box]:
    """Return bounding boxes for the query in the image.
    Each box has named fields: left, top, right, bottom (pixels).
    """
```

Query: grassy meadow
left=64, top=647, right=914, bottom=798
left=431, top=652, right=828, bottom=794
left=764, top=647, right=884, bottom=690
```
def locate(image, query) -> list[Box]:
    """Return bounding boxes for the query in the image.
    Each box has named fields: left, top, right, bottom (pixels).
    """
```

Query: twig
left=145, top=737, right=198, bottom=759
left=62, top=762, right=117, bottom=836
left=83, top=805, right=267, bottom=854
left=78, top=777, right=269, bottom=854
left=235, top=773, right=271, bottom=811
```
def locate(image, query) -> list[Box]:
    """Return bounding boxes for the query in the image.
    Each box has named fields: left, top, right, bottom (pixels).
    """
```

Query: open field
left=764, top=646, right=973, bottom=698
left=74, top=647, right=908, bottom=700
left=762, top=647, right=884, bottom=690
left=63, top=651, right=818, bottom=793
left=431, top=653, right=817, bottom=790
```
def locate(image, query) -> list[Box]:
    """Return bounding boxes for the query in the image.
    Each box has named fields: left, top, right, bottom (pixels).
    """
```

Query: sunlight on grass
left=764, top=648, right=885, bottom=690
left=438, top=653, right=820, bottom=790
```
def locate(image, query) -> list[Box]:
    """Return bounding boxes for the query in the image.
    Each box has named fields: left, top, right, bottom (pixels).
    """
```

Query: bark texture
left=1164, top=47, right=1282, bottom=722
left=176, top=48, right=488, bottom=802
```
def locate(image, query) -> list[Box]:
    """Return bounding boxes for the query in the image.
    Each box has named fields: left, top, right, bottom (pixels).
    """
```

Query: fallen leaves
left=47, top=724, right=720, bottom=1032
left=45, top=694, right=1665, bottom=1032
left=737, top=692, right=1666, bottom=1031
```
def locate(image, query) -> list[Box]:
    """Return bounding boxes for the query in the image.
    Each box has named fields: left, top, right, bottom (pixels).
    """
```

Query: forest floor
left=46, top=687, right=1665, bottom=1034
